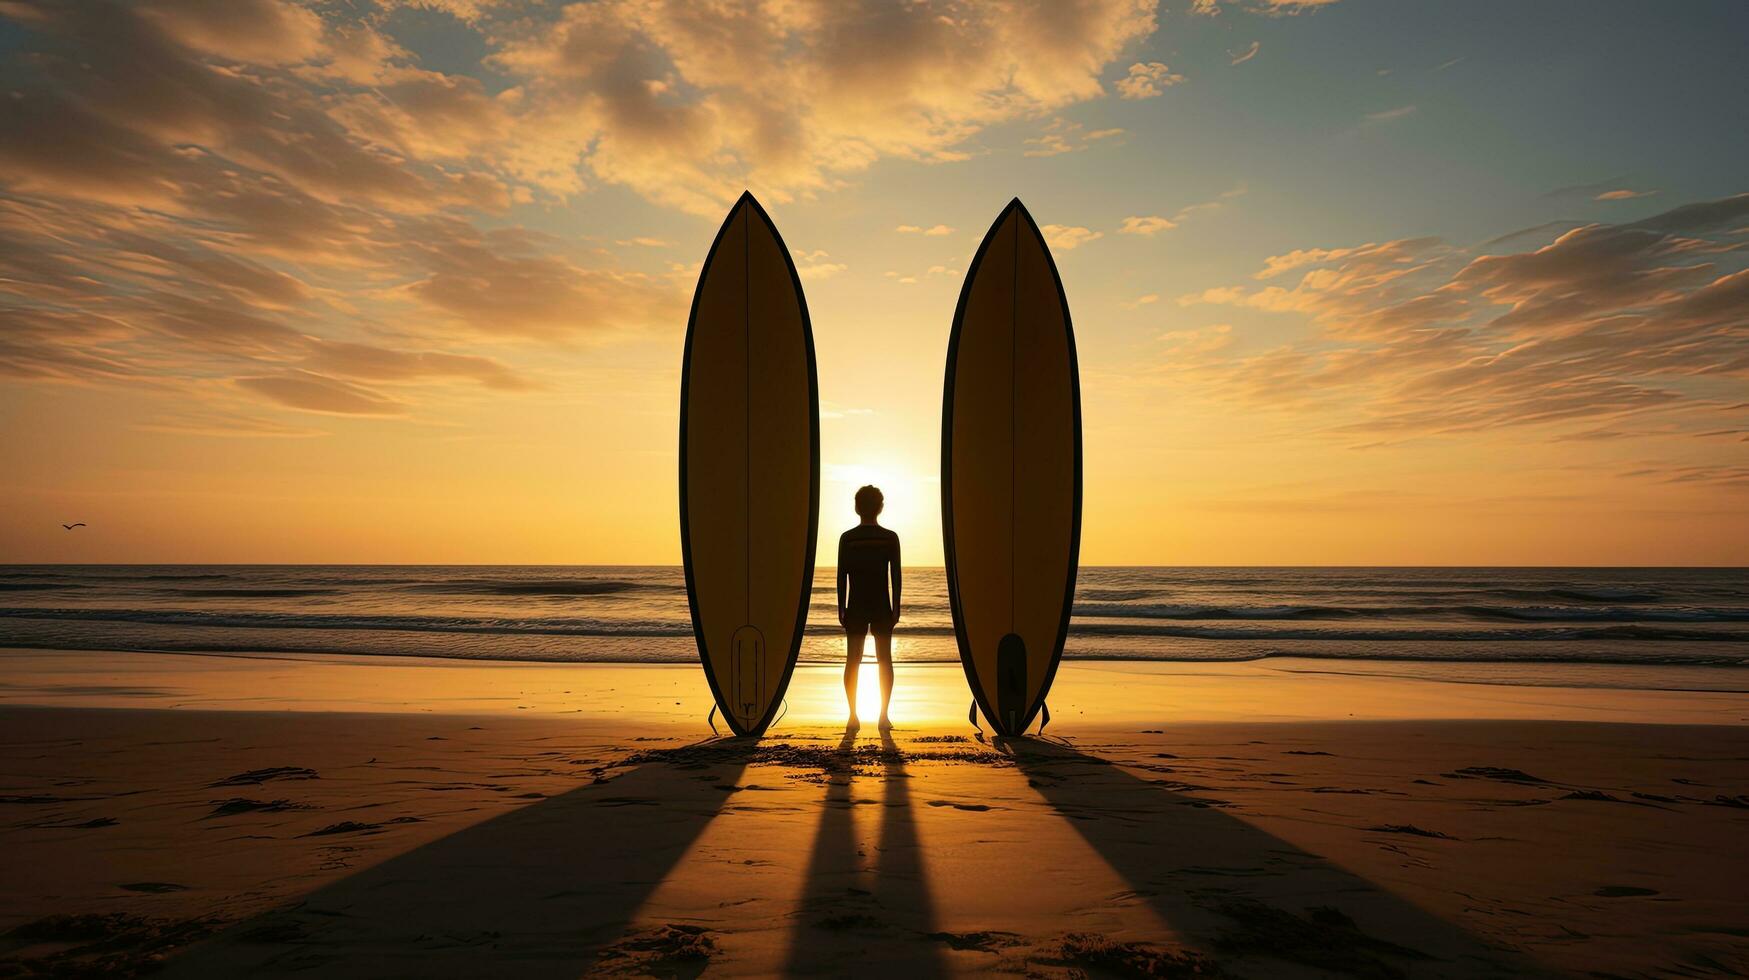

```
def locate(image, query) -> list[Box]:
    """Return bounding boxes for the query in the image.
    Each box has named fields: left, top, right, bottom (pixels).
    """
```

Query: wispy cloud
left=1023, top=117, right=1127, bottom=157
left=1229, top=41, right=1261, bottom=65
left=895, top=224, right=954, bottom=236
left=1119, top=185, right=1247, bottom=237
left=1196, top=0, right=1343, bottom=16
left=1172, top=193, right=1749, bottom=440
left=236, top=372, right=406, bottom=416
left=1364, top=105, right=1417, bottom=124
left=1596, top=188, right=1657, bottom=201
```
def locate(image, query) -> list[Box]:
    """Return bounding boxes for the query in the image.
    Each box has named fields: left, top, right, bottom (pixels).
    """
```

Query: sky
left=0, top=0, right=1745, bottom=566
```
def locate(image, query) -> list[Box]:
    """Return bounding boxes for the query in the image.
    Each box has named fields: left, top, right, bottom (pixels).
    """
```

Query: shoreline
left=5, top=646, right=1749, bottom=725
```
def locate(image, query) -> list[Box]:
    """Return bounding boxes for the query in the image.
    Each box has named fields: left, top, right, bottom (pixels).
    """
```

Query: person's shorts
left=843, top=613, right=895, bottom=636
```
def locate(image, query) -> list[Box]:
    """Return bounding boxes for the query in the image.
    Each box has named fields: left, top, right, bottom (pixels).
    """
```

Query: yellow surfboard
left=681, top=193, right=819, bottom=737
left=942, top=199, right=1082, bottom=736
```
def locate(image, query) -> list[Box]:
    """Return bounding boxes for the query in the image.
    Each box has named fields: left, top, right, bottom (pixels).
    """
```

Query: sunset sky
left=1, top=0, right=1744, bottom=565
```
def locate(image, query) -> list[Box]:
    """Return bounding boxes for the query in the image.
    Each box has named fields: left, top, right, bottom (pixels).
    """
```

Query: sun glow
left=853, top=657, right=884, bottom=722
left=820, top=459, right=939, bottom=566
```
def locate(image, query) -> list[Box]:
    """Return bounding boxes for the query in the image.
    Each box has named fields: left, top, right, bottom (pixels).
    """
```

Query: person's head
left=854, top=485, right=884, bottom=521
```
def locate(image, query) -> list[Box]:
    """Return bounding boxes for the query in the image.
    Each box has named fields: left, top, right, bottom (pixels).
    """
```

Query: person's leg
left=844, top=622, right=868, bottom=727
left=872, top=622, right=894, bottom=728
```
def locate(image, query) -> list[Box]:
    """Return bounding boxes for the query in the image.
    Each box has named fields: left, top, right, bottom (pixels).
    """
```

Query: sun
left=853, top=658, right=885, bottom=722
left=819, top=459, right=939, bottom=565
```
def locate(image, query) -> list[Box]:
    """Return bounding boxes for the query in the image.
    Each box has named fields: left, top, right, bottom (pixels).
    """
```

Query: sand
left=2, top=649, right=1746, bottom=977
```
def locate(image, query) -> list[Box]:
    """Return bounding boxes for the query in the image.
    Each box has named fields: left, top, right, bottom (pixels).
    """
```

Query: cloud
left=1196, top=0, right=1341, bottom=16
left=1229, top=41, right=1260, bottom=65
left=0, top=0, right=1159, bottom=433
left=400, top=220, right=683, bottom=338
left=1364, top=105, right=1417, bottom=124
left=490, top=0, right=1160, bottom=212
left=1595, top=189, right=1656, bottom=201
left=896, top=224, right=954, bottom=236
left=1041, top=225, right=1103, bottom=251
left=1625, top=192, right=1749, bottom=234
left=1120, top=215, right=1178, bottom=236
left=1621, top=464, right=1749, bottom=490
left=1167, top=193, right=1749, bottom=440
left=1023, top=116, right=1126, bottom=157
left=1116, top=61, right=1184, bottom=99
left=1121, top=293, right=1160, bottom=310
left=235, top=371, right=405, bottom=415
left=794, top=254, right=848, bottom=280
left=0, top=0, right=1167, bottom=231
left=135, top=409, right=327, bottom=438
left=138, top=0, right=328, bottom=66
left=1158, top=323, right=1233, bottom=358
left=1119, top=185, right=1246, bottom=238
left=374, top=0, right=501, bottom=22
left=302, top=339, right=530, bottom=391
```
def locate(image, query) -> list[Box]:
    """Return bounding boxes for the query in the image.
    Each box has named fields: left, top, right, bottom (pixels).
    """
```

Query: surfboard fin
left=968, top=699, right=982, bottom=732
left=707, top=703, right=720, bottom=736
left=1038, top=701, right=1051, bottom=734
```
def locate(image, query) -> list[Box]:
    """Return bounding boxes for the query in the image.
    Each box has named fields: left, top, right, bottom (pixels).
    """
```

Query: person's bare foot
left=846, top=715, right=861, bottom=733
left=877, top=715, right=893, bottom=731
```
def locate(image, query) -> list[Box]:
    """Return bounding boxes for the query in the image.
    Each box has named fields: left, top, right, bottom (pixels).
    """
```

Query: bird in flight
left=62, top=523, right=86, bottom=530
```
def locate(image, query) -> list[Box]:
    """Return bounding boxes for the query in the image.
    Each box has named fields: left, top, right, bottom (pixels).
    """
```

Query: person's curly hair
left=854, top=485, right=884, bottom=519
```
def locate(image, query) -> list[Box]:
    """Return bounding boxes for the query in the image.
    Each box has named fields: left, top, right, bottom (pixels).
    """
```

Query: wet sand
left=1, top=649, right=1746, bottom=976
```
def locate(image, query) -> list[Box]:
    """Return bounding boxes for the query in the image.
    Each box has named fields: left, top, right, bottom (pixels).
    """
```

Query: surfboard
left=942, top=198, right=1082, bottom=737
left=680, top=192, right=819, bottom=737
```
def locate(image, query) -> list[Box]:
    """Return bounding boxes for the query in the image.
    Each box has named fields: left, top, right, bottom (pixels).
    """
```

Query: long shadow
left=783, top=730, right=861, bottom=975
left=164, top=738, right=756, bottom=978
left=998, top=737, right=1543, bottom=978
left=782, top=730, right=947, bottom=976
left=872, top=730, right=947, bottom=976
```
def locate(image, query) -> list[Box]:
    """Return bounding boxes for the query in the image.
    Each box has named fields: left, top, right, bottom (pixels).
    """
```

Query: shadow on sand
left=996, top=735, right=1540, bottom=978
left=783, top=729, right=947, bottom=976
left=164, top=731, right=1542, bottom=977
left=163, top=738, right=756, bottom=978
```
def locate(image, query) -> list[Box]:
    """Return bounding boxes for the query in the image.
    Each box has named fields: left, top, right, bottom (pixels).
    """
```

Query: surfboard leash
left=1038, top=701, right=1051, bottom=734
left=707, top=703, right=719, bottom=736
left=968, top=699, right=982, bottom=733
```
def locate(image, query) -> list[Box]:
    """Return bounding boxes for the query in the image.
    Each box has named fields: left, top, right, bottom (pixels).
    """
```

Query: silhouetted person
left=837, top=485, right=901, bottom=730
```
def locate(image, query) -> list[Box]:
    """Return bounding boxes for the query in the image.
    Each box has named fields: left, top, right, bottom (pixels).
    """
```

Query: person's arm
left=889, top=534, right=903, bottom=622
left=836, top=536, right=848, bottom=626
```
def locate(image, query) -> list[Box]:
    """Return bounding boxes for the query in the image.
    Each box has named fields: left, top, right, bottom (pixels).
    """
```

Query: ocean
left=1, top=566, right=1745, bottom=679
